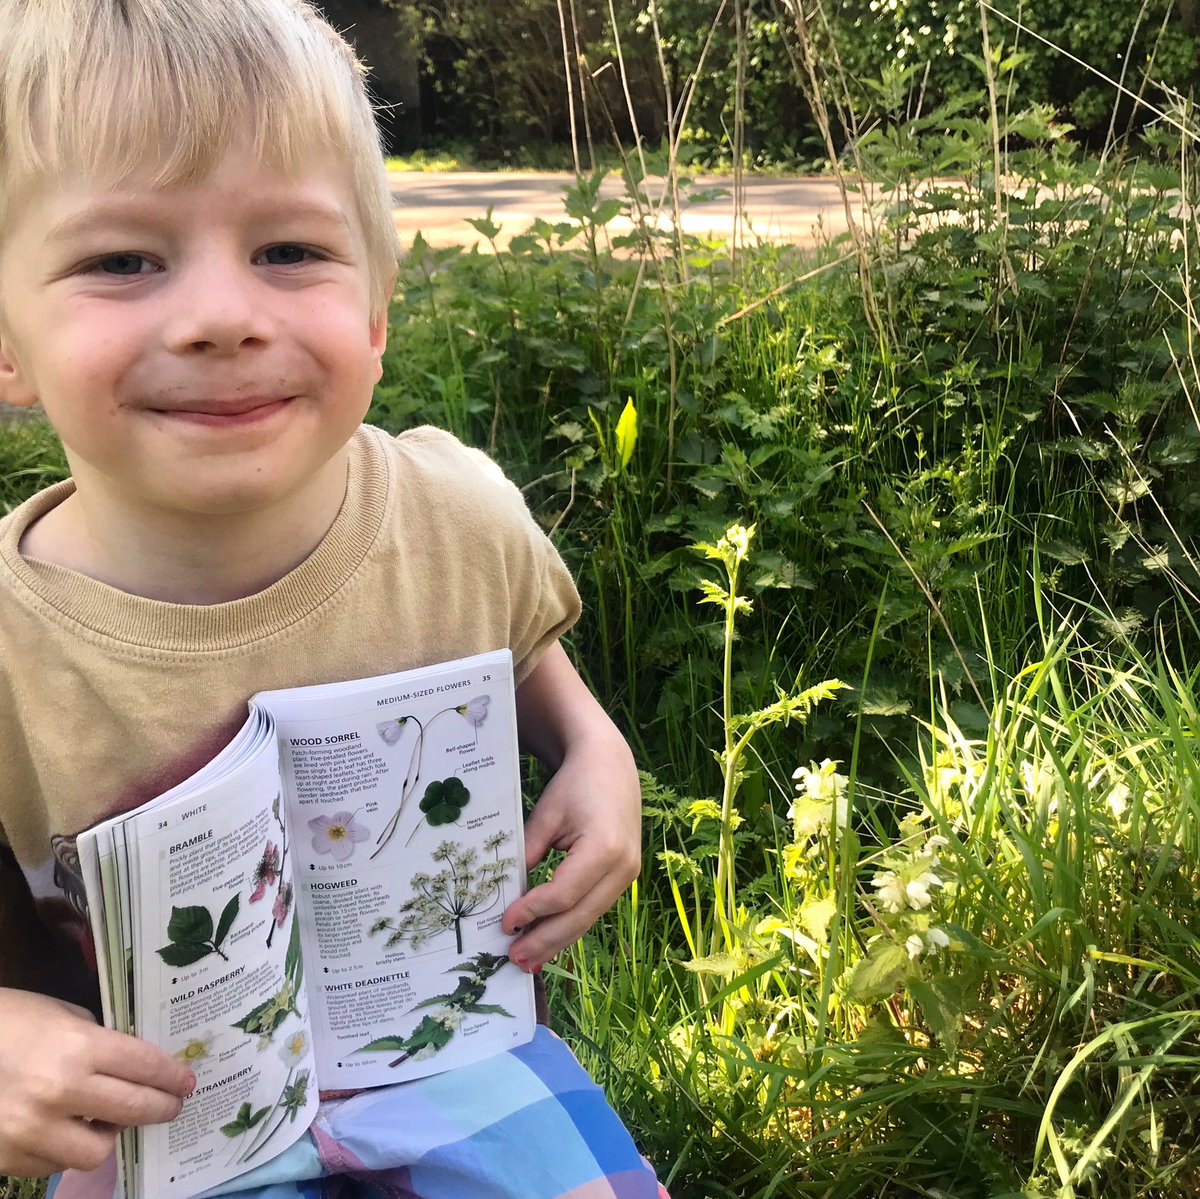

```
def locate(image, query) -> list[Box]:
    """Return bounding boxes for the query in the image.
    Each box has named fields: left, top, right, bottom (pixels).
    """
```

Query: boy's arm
left=502, top=643, right=641, bottom=971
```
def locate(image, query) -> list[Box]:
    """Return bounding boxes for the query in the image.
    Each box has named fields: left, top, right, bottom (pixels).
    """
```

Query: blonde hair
left=0, top=0, right=399, bottom=315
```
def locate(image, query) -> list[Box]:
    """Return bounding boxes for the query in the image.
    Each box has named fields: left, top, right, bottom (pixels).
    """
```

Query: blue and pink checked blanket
left=48, top=1028, right=667, bottom=1199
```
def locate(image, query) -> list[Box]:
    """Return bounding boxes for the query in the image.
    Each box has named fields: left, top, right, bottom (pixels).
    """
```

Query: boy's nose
left=162, top=261, right=274, bottom=355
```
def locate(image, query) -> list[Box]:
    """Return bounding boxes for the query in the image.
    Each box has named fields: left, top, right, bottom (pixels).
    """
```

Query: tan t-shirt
left=0, top=424, right=579, bottom=1004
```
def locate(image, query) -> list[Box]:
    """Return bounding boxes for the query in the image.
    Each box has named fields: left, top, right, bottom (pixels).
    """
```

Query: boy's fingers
left=2, top=1149, right=62, bottom=1179
left=506, top=881, right=615, bottom=967
left=90, top=1030, right=194, bottom=1097
left=73, top=1073, right=187, bottom=1128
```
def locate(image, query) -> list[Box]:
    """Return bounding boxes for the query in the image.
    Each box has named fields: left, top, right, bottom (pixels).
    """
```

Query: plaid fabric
left=48, top=1029, right=667, bottom=1199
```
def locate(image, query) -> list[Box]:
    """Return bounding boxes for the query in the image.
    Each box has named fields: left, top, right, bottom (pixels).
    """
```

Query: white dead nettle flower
left=790, top=759, right=851, bottom=830
left=870, top=863, right=944, bottom=914
left=905, top=926, right=951, bottom=960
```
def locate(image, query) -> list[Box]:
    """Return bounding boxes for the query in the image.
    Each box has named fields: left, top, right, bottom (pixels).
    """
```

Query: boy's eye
left=97, top=253, right=151, bottom=275
left=261, top=245, right=311, bottom=266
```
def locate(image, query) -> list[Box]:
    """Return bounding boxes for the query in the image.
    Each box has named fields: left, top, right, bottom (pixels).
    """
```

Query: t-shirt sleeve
left=455, top=440, right=581, bottom=683
left=395, top=428, right=582, bottom=684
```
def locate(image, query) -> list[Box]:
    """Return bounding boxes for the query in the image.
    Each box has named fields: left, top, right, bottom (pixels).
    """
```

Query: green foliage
left=829, top=0, right=1198, bottom=139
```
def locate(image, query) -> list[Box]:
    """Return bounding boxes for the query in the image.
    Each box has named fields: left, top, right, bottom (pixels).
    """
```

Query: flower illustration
left=272, top=881, right=294, bottom=928
left=277, top=1029, right=309, bottom=1068
left=455, top=696, right=490, bottom=727
left=176, top=1031, right=215, bottom=1064
left=377, top=717, right=408, bottom=746
left=308, top=811, right=371, bottom=862
left=249, top=842, right=281, bottom=903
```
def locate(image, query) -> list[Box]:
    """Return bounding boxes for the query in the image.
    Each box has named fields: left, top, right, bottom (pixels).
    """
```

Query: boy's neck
left=19, top=449, right=351, bottom=605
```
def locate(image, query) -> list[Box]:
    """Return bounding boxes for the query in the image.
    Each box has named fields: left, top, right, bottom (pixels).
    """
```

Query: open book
left=77, top=649, right=533, bottom=1199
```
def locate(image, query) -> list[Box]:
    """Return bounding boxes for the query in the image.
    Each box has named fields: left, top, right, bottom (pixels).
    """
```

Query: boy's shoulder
left=373, top=424, right=534, bottom=522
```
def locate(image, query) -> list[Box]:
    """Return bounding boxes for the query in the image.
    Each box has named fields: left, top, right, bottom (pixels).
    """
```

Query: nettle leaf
left=215, top=894, right=239, bottom=948
left=357, top=1035, right=411, bottom=1053
left=847, top=942, right=910, bottom=1003
left=908, top=976, right=965, bottom=1053
left=463, top=1002, right=513, bottom=1017
left=157, top=941, right=212, bottom=968
left=167, top=904, right=214, bottom=945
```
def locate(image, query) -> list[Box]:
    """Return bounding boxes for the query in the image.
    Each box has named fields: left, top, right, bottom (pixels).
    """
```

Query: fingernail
left=512, top=956, right=528, bottom=969
left=531, top=964, right=543, bottom=975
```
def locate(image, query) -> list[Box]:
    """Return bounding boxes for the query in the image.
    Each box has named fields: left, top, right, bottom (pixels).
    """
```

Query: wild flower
left=905, top=926, right=951, bottom=959
left=249, top=842, right=280, bottom=903
left=789, top=758, right=851, bottom=838
left=871, top=860, right=944, bottom=913
left=309, top=810, right=371, bottom=862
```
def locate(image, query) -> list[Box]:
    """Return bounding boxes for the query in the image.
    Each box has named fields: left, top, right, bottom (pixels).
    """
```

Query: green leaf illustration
left=214, top=894, right=240, bottom=948
left=284, top=914, right=304, bottom=990
left=356, top=1035, right=412, bottom=1053
left=167, top=904, right=213, bottom=945
left=462, top=1002, right=513, bottom=1017
left=220, top=1101, right=272, bottom=1138
left=157, top=941, right=212, bottom=968
left=418, top=777, right=471, bottom=826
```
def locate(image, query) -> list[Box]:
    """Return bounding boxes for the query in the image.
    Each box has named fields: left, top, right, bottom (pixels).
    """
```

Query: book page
left=118, top=728, right=319, bottom=1199
left=253, top=649, right=535, bottom=1090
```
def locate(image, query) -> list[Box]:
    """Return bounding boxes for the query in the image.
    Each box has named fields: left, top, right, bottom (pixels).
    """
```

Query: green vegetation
left=6, top=13, right=1200, bottom=1199
left=331, top=0, right=1199, bottom=166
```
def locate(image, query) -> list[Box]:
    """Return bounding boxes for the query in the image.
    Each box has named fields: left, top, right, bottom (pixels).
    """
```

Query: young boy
left=0, top=1, right=662, bottom=1195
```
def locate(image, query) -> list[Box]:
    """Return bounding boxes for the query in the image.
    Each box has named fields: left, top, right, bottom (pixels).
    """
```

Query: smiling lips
left=153, top=395, right=295, bottom=425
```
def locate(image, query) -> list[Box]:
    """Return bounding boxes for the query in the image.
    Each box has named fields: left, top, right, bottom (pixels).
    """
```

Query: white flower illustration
left=309, top=810, right=371, bottom=862
left=278, top=1029, right=309, bottom=1068
left=455, top=696, right=490, bottom=727
left=377, top=718, right=407, bottom=746
left=176, top=1031, right=215, bottom=1064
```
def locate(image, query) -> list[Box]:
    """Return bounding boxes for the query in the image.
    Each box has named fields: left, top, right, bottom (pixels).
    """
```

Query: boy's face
left=0, top=140, right=387, bottom=522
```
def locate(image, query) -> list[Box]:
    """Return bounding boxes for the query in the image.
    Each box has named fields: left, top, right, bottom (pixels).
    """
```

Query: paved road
left=389, top=171, right=860, bottom=250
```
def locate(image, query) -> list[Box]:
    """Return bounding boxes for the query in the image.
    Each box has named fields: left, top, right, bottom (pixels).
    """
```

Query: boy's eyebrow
left=45, top=198, right=353, bottom=245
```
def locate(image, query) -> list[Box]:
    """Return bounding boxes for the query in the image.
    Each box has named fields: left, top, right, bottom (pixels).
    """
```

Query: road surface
left=388, top=171, right=862, bottom=250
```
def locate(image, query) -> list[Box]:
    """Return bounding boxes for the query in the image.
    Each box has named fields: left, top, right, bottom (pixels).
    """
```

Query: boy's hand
left=504, top=645, right=641, bottom=970
left=0, top=988, right=194, bottom=1178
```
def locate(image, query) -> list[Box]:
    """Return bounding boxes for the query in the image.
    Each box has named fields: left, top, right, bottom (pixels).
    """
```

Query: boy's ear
left=0, top=335, right=38, bottom=409
left=370, top=272, right=397, bottom=357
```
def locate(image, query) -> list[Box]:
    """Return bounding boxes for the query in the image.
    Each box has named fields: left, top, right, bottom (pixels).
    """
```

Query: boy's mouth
left=152, top=396, right=295, bottom=426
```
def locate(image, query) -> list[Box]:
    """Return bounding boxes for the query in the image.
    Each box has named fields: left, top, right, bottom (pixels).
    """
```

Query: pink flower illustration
left=249, top=842, right=281, bottom=903
left=272, top=882, right=294, bottom=928
left=308, top=811, right=371, bottom=862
